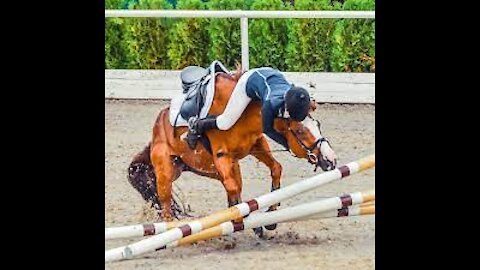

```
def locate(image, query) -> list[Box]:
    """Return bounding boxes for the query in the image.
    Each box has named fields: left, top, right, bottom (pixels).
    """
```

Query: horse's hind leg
left=251, top=136, right=283, bottom=231
left=151, top=145, right=180, bottom=222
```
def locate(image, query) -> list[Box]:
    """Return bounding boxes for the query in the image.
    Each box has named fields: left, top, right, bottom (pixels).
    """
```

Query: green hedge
left=105, top=0, right=375, bottom=72
left=332, top=0, right=375, bottom=72
left=206, top=0, right=248, bottom=69
left=124, top=0, right=174, bottom=69
left=249, top=0, right=289, bottom=70
left=167, top=0, right=210, bottom=69
left=285, top=0, right=343, bottom=72
left=105, top=0, right=128, bottom=68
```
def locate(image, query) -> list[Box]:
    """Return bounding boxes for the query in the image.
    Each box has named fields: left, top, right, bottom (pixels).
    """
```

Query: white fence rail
left=105, top=70, right=375, bottom=104
left=105, top=10, right=375, bottom=70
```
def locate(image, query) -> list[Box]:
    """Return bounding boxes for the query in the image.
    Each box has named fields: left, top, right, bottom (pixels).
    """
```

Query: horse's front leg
left=213, top=154, right=243, bottom=208
left=251, top=136, right=283, bottom=231
left=214, top=152, right=269, bottom=237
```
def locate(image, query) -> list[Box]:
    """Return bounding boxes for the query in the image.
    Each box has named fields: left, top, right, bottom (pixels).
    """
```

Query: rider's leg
left=214, top=79, right=252, bottom=130
left=192, top=88, right=252, bottom=134
left=189, top=71, right=254, bottom=135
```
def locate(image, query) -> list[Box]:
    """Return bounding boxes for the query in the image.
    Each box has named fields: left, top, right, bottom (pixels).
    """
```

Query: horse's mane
left=231, top=63, right=244, bottom=82
left=216, top=63, right=244, bottom=82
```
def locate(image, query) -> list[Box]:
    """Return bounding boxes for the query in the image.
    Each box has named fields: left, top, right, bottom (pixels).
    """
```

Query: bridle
left=285, top=116, right=331, bottom=167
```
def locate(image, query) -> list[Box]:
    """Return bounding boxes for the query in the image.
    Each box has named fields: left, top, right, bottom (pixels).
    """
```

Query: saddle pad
left=169, top=76, right=215, bottom=127
left=169, top=60, right=230, bottom=127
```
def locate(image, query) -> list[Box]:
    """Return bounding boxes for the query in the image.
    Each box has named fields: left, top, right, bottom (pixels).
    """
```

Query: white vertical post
left=240, top=16, right=249, bottom=70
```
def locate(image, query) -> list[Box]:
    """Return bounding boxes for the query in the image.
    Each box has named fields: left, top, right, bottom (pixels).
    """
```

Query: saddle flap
left=180, top=77, right=211, bottom=120
left=179, top=97, right=200, bottom=120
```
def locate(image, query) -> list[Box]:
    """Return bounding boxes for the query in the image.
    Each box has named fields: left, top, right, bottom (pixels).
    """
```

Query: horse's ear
left=309, top=100, right=317, bottom=112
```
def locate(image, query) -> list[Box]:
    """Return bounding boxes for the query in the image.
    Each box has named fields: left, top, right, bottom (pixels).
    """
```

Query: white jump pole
left=167, top=189, right=375, bottom=248
left=105, top=198, right=374, bottom=240
left=105, top=154, right=375, bottom=263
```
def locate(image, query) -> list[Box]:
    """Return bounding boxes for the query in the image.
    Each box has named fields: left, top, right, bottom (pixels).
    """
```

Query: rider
left=187, top=66, right=312, bottom=150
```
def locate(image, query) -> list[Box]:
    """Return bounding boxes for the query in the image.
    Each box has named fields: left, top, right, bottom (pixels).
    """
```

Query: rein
left=227, top=149, right=289, bottom=155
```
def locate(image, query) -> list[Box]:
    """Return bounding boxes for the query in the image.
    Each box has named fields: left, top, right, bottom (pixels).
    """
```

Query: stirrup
left=186, top=132, right=200, bottom=149
left=188, top=116, right=199, bottom=135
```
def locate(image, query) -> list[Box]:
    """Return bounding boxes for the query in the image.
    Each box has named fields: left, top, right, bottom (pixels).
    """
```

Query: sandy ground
left=105, top=99, right=375, bottom=269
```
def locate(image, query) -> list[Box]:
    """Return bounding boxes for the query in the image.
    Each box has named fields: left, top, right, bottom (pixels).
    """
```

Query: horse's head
left=274, top=101, right=337, bottom=171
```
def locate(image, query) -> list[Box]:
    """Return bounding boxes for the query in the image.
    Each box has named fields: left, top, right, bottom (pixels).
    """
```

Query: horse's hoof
left=253, top=227, right=264, bottom=238
left=264, top=223, right=277, bottom=231
left=161, top=213, right=174, bottom=222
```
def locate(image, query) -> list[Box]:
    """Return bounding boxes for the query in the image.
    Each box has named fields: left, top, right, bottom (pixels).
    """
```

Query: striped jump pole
left=106, top=197, right=375, bottom=241
left=105, top=154, right=375, bottom=263
left=290, top=203, right=375, bottom=222
left=359, top=201, right=375, bottom=207
left=167, top=189, right=374, bottom=248
left=263, top=199, right=374, bottom=223
left=105, top=220, right=189, bottom=241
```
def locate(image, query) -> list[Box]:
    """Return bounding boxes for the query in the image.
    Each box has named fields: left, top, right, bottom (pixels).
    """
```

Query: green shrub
left=207, top=0, right=248, bottom=69
left=331, top=0, right=375, bottom=72
left=105, top=0, right=128, bottom=68
left=285, top=0, right=341, bottom=72
left=167, top=0, right=210, bottom=69
left=123, top=0, right=174, bottom=69
left=249, top=0, right=289, bottom=70
left=106, top=0, right=125, bottom=9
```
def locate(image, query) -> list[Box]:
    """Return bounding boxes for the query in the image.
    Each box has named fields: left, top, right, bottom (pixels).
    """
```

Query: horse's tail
left=127, top=142, right=188, bottom=218
left=127, top=142, right=160, bottom=211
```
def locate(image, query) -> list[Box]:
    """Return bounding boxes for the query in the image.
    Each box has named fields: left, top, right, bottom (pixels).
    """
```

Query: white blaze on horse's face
left=302, top=116, right=322, bottom=139
left=301, top=117, right=336, bottom=164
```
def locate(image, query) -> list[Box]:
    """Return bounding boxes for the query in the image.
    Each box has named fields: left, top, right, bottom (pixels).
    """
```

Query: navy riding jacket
left=245, top=68, right=292, bottom=150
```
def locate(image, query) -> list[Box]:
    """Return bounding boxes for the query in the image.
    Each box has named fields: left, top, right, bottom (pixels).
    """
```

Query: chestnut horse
left=128, top=68, right=337, bottom=231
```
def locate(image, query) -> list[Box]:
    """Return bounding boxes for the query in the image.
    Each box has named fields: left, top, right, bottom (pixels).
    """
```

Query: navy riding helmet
left=285, top=86, right=311, bottom=121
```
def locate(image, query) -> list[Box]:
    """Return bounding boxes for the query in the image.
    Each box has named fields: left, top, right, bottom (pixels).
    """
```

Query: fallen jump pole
left=167, top=190, right=374, bottom=248
left=105, top=199, right=375, bottom=241
left=105, top=220, right=188, bottom=241
left=286, top=202, right=375, bottom=222
left=105, top=154, right=375, bottom=263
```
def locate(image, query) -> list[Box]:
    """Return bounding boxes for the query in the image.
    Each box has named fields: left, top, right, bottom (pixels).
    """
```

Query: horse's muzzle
left=316, top=156, right=337, bottom=171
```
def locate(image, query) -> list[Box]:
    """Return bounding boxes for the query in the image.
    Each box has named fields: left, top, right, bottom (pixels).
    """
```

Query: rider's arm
left=262, top=102, right=289, bottom=150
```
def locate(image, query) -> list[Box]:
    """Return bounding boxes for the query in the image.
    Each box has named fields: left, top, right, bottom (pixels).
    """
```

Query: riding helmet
left=285, top=86, right=311, bottom=121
